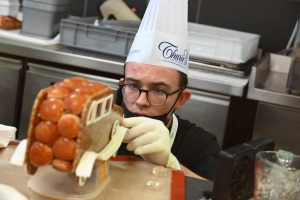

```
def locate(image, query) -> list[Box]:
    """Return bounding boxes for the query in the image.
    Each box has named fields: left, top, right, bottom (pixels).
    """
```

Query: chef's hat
left=126, top=0, right=189, bottom=74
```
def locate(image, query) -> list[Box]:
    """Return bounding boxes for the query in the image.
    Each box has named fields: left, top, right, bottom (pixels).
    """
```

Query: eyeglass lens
left=122, top=85, right=167, bottom=105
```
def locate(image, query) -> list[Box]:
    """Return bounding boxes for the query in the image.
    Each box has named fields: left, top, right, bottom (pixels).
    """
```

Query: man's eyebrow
left=151, top=81, right=170, bottom=88
left=125, top=77, right=172, bottom=88
left=124, top=77, right=140, bottom=83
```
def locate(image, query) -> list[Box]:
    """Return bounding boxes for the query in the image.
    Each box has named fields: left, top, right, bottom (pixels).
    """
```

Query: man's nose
left=135, top=91, right=151, bottom=106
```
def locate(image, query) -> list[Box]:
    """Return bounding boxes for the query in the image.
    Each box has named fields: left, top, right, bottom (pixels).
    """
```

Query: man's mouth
left=134, top=111, right=149, bottom=117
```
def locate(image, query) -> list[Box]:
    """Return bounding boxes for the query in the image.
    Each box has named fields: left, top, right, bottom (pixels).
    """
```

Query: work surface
left=0, top=144, right=213, bottom=200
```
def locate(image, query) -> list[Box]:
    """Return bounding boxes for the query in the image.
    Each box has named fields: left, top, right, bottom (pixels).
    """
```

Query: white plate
left=0, top=184, right=28, bottom=200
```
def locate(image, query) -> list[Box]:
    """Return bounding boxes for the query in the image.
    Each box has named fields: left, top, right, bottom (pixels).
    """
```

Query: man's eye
left=152, top=88, right=165, bottom=95
left=128, top=84, right=138, bottom=89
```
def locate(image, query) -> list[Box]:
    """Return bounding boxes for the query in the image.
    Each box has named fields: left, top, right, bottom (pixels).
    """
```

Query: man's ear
left=174, top=89, right=191, bottom=110
left=119, top=78, right=125, bottom=84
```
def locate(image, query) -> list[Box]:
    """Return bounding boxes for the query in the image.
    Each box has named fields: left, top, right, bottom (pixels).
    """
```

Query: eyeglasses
left=120, top=84, right=184, bottom=106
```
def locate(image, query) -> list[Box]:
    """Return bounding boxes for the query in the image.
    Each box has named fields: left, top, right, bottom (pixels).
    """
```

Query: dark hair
left=178, top=71, right=188, bottom=88
left=123, top=63, right=188, bottom=88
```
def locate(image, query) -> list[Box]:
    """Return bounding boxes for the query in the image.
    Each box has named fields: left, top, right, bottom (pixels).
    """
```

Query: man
left=117, top=0, right=221, bottom=181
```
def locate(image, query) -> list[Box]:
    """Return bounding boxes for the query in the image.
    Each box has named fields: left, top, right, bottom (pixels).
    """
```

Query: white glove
left=122, top=117, right=181, bottom=170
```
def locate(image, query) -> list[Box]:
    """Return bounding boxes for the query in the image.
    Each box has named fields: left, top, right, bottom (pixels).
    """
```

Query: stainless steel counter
left=247, top=53, right=300, bottom=109
left=0, top=39, right=125, bottom=75
left=0, top=38, right=249, bottom=97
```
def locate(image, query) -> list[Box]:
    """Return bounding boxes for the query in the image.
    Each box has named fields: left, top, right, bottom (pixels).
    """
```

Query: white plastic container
left=188, top=22, right=260, bottom=64
left=0, top=1, right=20, bottom=17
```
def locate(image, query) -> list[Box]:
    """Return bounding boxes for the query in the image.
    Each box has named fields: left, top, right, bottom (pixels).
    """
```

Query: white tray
left=0, top=29, right=60, bottom=45
left=188, top=22, right=260, bottom=64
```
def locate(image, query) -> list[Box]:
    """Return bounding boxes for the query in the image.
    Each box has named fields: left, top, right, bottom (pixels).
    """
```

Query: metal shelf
left=0, top=37, right=249, bottom=97
left=247, top=53, right=300, bottom=109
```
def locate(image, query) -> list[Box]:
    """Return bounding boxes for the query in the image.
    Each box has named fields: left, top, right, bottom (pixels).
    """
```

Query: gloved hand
left=122, top=117, right=181, bottom=170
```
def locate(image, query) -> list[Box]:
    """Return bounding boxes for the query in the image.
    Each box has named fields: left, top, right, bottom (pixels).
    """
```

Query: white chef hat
left=125, top=0, right=189, bottom=74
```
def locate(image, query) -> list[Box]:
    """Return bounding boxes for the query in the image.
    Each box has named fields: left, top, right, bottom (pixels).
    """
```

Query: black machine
left=211, top=138, right=275, bottom=200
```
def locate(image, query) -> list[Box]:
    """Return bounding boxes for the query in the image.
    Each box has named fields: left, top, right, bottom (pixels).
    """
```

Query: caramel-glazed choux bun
left=29, top=142, right=53, bottom=167
left=54, top=80, right=76, bottom=91
left=57, top=114, right=80, bottom=139
left=52, top=159, right=73, bottom=172
left=25, top=76, right=124, bottom=174
left=68, top=77, right=89, bottom=86
left=53, top=137, right=76, bottom=161
left=34, top=121, right=60, bottom=146
left=47, top=87, right=70, bottom=99
left=64, top=93, right=86, bottom=115
left=39, top=98, right=64, bottom=122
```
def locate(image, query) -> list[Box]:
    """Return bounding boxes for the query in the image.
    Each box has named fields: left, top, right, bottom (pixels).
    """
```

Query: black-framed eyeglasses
left=120, top=84, right=184, bottom=106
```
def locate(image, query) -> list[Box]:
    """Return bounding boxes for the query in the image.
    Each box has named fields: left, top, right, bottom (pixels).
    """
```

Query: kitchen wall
left=187, top=0, right=300, bottom=152
left=19, top=0, right=299, bottom=53
left=189, top=0, right=300, bottom=54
